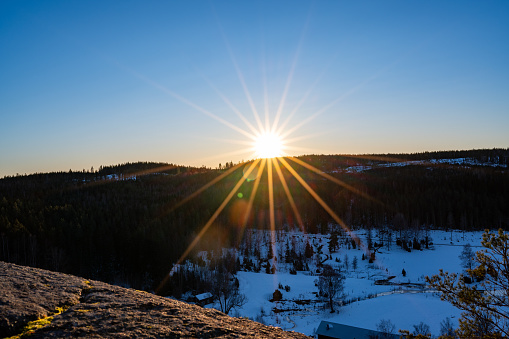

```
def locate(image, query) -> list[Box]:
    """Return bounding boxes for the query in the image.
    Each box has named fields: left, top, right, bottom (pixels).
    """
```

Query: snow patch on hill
left=340, top=158, right=507, bottom=173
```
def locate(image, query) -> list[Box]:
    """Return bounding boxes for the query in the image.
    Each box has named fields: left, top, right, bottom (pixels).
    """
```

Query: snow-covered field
left=212, top=229, right=485, bottom=337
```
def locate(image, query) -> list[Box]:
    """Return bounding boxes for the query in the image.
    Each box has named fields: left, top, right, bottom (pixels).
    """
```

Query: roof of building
left=316, top=320, right=400, bottom=339
left=195, top=292, right=213, bottom=301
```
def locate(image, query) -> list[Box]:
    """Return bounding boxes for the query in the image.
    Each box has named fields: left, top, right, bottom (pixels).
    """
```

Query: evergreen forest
left=1, top=149, right=508, bottom=291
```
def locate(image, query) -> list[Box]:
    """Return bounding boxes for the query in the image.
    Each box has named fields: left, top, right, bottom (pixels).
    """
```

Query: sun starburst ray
left=193, top=149, right=259, bottom=167
left=280, top=110, right=323, bottom=140
left=207, top=137, right=256, bottom=146
left=228, top=50, right=264, bottom=133
left=273, top=157, right=305, bottom=233
left=275, top=54, right=338, bottom=136
left=241, top=159, right=266, bottom=228
left=170, top=159, right=262, bottom=271
left=271, top=9, right=310, bottom=135
left=271, top=47, right=299, bottom=135
left=261, top=46, right=271, bottom=134
left=278, top=157, right=365, bottom=250
left=201, top=74, right=261, bottom=137
left=284, top=69, right=389, bottom=137
left=283, top=146, right=326, bottom=155
left=275, top=84, right=318, bottom=136
left=280, top=72, right=388, bottom=141
left=215, top=17, right=265, bottom=134
left=163, top=162, right=243, bottom=217
left=166, top=90, right=256, bottom=141
left=288, top=157, right=380, bottom=204
left=267, top=158, right=279, bottom=286
left=82, top=164, right=180, bottom=190
left=233, top=160, right=266, bottom=249
left=112, top=65, right=256, bottom=141
left=283, top=132, right=329, bottom=145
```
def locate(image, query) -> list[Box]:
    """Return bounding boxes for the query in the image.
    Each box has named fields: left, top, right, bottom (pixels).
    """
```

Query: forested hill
left=1, top=149, right=508, bottom=290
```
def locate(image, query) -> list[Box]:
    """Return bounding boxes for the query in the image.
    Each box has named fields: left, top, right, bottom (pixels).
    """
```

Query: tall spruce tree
left=328, top=230, right=339, bottom=253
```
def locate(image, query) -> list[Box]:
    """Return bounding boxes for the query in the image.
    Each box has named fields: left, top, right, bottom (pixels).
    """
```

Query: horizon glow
left=1, top=1, right=508, bottom=177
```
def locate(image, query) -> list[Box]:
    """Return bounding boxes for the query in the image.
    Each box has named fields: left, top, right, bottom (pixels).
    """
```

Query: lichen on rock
left=0, top=262, right=310, bottom=338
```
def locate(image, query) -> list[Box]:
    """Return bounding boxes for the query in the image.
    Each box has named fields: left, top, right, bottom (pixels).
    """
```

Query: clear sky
left=1, top=1, right=508, bottom=177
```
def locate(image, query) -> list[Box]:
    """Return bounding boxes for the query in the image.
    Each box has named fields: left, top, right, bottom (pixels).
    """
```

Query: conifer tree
left=328, top=231, right=339, bottom=253
left=305, top=242, right=314, bottom=259
left=427, top=229, right=509, bottom=338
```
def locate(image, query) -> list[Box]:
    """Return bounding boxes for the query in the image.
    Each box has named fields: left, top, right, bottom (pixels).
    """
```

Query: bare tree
left=213, top=269, right=247, bottom=315
left=412, top=322, right=431, bottom=336
left=370, top=242, right=383, bottom=262
left=376, top=319, right=396, bottom=339
left=318, top=264, right=344, bottom=312
left=440, top=317, right=457, bottom=337
left=459, top=243, right=475, bottom=270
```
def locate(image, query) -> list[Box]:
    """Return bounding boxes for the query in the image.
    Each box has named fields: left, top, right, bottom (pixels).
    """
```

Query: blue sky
left=1, top=1, right=508, bottom=177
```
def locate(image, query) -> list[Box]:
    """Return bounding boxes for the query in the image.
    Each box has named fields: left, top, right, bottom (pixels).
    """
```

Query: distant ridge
left=3, top=148, right=508, bottom=179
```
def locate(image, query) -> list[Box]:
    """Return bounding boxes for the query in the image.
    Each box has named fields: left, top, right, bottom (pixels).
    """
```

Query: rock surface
left=0, top=262, right=310, bottom=338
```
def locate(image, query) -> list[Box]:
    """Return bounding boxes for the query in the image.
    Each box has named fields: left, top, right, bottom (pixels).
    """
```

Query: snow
left=341, top=158, right=507, bottom=173
left=374, top=232, right=484, bottom=283
left=333, top=293, right=461, bottom=335
left=196, top=292, right=213, bottom=301
left=224, top=229, right=485, bottom=337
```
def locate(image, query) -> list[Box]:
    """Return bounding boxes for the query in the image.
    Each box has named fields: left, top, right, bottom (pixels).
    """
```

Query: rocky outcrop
left=0, top=262, right=309, bottom=338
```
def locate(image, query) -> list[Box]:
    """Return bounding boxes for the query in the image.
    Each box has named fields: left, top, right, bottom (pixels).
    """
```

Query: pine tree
left=367, top=228, right=373, bottom=249
left=267, top=241, right=274, bottom=260
left=285, top=239, right=292, bottom=263
left=427, top=229, right=509, bottom=337
left=328, top=231, right=339, bottom=253
left=262, top=262, right=269, bottom=274
left=305, top=242, right=314, bottom=259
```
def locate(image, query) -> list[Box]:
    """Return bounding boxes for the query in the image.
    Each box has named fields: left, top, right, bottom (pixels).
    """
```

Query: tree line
left=0, top=149, right=508, bottom=291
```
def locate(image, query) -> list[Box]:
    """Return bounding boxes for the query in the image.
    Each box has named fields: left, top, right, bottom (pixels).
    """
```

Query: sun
left=254, top=132, right=284, bottom=159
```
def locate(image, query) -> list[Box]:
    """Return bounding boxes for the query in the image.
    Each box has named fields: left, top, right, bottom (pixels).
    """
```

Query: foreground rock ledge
left=0, top=262, right=309, bottom=338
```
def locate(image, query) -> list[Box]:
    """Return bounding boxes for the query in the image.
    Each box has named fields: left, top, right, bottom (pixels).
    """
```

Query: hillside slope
left=0, top=261, right=309, bottom=338
left=1, top=151, right=508, bottom=290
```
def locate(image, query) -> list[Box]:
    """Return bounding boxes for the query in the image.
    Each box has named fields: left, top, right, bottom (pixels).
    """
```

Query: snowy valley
left=170, top=228, right=485, bottom=337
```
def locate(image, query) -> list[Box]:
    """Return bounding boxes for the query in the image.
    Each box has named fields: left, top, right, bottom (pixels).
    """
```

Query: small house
left=316, top=321, right=399, bottom=339
left=194, top=292, right=214, bottom=306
